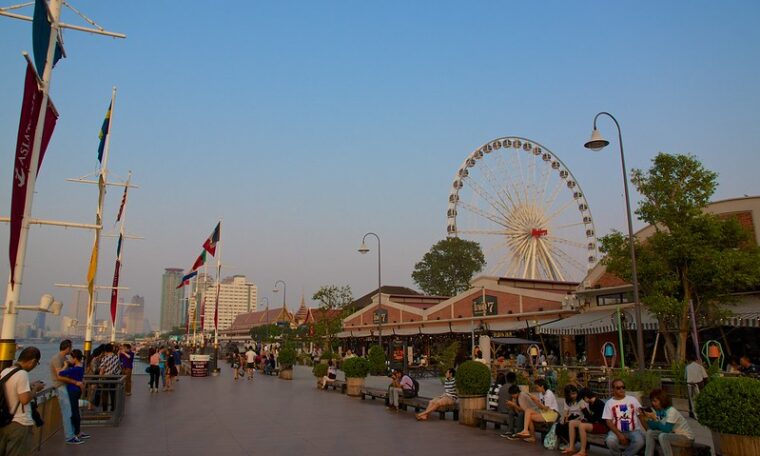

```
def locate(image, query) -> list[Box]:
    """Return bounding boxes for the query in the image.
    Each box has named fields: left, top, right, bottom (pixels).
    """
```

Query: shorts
left=591, top=422, right=608, bottom=434
left=541, top=410, right=559, bottom=423
left=246, top=363, right=255, bottom=369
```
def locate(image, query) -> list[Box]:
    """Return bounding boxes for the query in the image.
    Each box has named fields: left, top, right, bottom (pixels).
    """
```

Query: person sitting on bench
left=563, top=389, right=607, bottom=455
left=515, top=378, right=559, bottom=443
left=416, top=368, right=457, bottom=421
left=320, top=360, right=337, bottom=389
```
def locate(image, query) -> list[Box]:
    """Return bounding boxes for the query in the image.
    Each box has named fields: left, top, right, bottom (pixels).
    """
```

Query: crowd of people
left=226, top=344, right=278, bottom=381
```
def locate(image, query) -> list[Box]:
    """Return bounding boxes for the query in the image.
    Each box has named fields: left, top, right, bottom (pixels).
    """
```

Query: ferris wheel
left=446, top=136, right=598, bottom=282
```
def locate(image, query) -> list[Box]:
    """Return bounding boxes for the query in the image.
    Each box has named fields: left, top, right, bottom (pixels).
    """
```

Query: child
left=58, top=349, right=90, bottom=441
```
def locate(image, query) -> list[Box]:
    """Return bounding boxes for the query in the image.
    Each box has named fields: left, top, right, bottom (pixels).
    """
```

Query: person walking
left=0, top=347, right=46, bottom=454
left=158, top=347, right=167, bottom=390
left=49, top=339, right=82, bottom=444
left=119, top=344, right=134, bottom=396
left=148, top=348, right=160, bottom=393
left=244, top=346, right=256, bottom=381
left=684, top=353, right=708, bottom=419
left=172, top=346, right=182, bottom=380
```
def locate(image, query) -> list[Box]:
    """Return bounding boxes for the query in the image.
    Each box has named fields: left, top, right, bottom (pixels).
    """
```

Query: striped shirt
left=100, top=353, right=122, bottom=375
left=443, top=378, right=458, bottom=400
left=487, top=384, right=502, bottom=410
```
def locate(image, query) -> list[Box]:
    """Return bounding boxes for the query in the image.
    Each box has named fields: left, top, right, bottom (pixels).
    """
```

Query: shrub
left=436, top=341, right=460, bottom=374
left=455, top=361, right=491, bottom=396
left=320, top=351, right=334, bottom=360
left=277, top=346, right=297, bottom=369
left=516, top=370, right=531, bottom=386
left=367, top=345, right=386, bottom=375
left=696, top=377, right=760, bottom=436
left=312, top=363, right=328, bottom=378
left=342, top=356, right=370, bottom=378
left=616, top=369, right=661, bottom=393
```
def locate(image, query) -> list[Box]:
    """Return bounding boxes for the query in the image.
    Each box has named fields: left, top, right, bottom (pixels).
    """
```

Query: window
left=596, top=292, right=632, bottom=306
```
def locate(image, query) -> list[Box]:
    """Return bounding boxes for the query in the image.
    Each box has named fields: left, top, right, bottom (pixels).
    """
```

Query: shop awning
left=391, top=327, right=422, bottom=336
left=485, top=320, right=551, bottom=332
left=538, top=308, right=658, bottom=335
left=491, top=337, right=540, bottom=345
left=420, top=325, right=453, bottom=334
left=336, top=329, right=372, bottom=338
left=716, top=301, right=760, bottom=328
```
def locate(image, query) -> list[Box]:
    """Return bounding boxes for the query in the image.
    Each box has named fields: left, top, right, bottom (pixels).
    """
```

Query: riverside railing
left=81, top=374, right=126, bottom=427
left=31, top=386, right=62, bottom=452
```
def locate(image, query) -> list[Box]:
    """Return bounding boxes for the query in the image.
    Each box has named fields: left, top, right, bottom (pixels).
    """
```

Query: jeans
left=606, top=430, right=645, bottom=456
left=497, top=408, right=523, bottom=434
left=645, top=430, right=694, bottom=456
left=56, top=384, right=75, bottom=440
left=159, top=366, right=166, bottom=387
left=67, top=389, right=81, bottom=436
left=149, top=366, right=160, bottom=389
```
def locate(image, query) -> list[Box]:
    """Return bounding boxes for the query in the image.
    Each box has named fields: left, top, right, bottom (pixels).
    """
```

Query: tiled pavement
left=37, top=366, right=714, bottom=456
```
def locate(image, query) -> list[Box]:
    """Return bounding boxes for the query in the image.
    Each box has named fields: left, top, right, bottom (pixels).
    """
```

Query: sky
left=1, top=1, right=759, bottom=331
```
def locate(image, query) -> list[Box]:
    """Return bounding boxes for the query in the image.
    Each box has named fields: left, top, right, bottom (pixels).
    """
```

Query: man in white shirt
left=603, top=378, right=645, bottom=456
left=0, top=347, right=45, bottom=456
left=684, top=353, right=708, bottom=419
left=244, top=347, right=256, bottom=380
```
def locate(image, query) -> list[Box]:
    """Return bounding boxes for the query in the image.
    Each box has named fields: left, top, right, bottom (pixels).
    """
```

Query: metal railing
left=81, top=374, right=126, bottom=427
left=31, top=386, right=62, bottom=452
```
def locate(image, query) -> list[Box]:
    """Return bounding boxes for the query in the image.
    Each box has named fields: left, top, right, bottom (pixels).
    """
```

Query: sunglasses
left=613, top=385, right=626, bottom=390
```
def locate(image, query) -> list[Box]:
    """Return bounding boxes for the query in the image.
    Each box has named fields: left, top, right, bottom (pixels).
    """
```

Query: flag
left=202, top=222, right=221, bottom=256
left=116, top=185, right=127, bottom=222
left=9, top=61, right=58, bottom=289
left=176, top=270, right=198, bottom=289
left=86, top=240, right=98, bottom=303
left=191, top=251, right=206, bottom=271
left=109, top=233, right=124, bottom=324
left=97, top=101, right=112, bottom=163
left=32, top=0, right=65, bottom=75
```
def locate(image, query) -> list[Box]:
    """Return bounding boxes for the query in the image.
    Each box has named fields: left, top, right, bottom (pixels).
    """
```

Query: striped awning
left=717, top=301, right=760, bottom=328
left=538, top=308, right=658, bottom=335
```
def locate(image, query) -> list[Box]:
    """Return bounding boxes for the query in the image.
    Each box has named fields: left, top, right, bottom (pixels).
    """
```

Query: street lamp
left=358, top=232, right=383, bottom=348
left=0, top=294, right=63, bottom=369
left=584, top=112, right=645, bottom=372
left=273, top=281, right=286, bottom=309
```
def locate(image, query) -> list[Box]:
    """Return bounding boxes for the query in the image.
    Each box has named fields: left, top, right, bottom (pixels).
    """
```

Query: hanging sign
left=472, top=295, right=498, bottom=316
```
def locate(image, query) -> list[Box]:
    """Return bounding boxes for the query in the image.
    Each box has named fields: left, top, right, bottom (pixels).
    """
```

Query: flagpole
left=84, top=87, right=116, bottom=359
left=110, top=170, right=129, bottom=343
left=213, top=220, right=222, bottom=373
left=0, top=0, right=62, bottom=369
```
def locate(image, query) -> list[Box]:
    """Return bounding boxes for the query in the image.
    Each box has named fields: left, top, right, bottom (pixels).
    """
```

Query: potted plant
left=617, top=369, right=661, bottom=405
left=455, top=360, right=491, bottom=426
left=277, top=346, right=297, bottom=380
left=341, top=356, right=369, bottom=397
left=367, top=345, right=387, bottom=376
left=696, top=377, right=760, bottom=455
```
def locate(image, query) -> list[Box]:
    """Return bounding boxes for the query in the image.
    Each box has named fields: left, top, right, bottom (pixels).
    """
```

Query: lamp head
left=358, top=242, right=370, bottom=254
left=272, top=288, right=279, bottom=293
left=584, top=128, right=609, bottom=151
left=50, top=300, right=63, bottom=316
left=39, top=294, right=53, bottom=311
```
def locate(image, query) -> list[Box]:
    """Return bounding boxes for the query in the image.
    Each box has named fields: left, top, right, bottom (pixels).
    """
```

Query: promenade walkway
left=37, top=366, right=713, bottom=456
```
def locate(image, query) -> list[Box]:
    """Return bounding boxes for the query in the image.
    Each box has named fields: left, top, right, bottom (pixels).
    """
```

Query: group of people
left=146, top=345, right=181, bottom=392
left=0, top=339, right=136, bottom=454
left=486, top=373, right=694, bottom=456
left=229, top=345, right=277, bottom=381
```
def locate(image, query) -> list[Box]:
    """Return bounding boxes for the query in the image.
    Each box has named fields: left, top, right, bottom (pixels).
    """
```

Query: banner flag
left=191, top=251, right=206, bottom=272
left=86, top=240, right=98, bottom=305
left=116, top=184, right=127, bottom=222
left=202, top=222, right=221, bottom=256
left=97, top=101, right=112, bottom=163
left=176, top=270, right=198, bottom=289
left=109, top=259, right=121, bottom=324
left=9, top=61, right=58, bottom=289
left=32, top=0, right=65, bottom=75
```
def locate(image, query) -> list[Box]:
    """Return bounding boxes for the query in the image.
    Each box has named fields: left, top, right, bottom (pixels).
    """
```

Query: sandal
left=515, top=432, right=531, bottom=438
left=562, top=449, right=575, bottom=455
left=523, top=437, right=536, bottom=443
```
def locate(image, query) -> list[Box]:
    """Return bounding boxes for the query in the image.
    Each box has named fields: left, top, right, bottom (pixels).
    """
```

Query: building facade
left=123, top=295, right=145, bottom=335
left=160, top=268, right=185, bottom=332
left=197, top=275, right=258, bottom=332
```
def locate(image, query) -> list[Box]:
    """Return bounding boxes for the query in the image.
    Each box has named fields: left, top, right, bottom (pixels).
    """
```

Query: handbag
left=30, top=400, right=44, bottom=427
left=543, top=422, right=558, bottom=450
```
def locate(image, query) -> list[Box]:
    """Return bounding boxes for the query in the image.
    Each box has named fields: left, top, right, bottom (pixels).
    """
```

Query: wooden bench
left=324, top=379, right=346, bottom=393
left=398, top=396, right=459, bottom=420
left=360, top=387, right=388, bottom=401
left=473, top=410, right=511, bottom=430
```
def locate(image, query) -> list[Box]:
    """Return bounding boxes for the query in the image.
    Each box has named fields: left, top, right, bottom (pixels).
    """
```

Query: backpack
left=543, top=422, right=558, bottom=450
left=0, top=367, right=23, bottom=428
left=410, top=376, right=420, bottom=396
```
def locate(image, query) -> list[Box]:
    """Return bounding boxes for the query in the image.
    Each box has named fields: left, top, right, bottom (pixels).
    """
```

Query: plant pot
left=458, top=395, right=487, bottom=426
left=716, top=432, right=760, bottom=456
left=346, top=377, right=364, bottom=397
left=279, top=368, right=293, bottom=380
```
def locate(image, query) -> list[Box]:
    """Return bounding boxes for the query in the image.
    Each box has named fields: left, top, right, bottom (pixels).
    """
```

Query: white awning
left=716, top=301, right=760, bottom=328
left=420, top=325, right=453, bottom=334
left=336, top=329, right=372, bottom=338
left=391, top=327, right=422, bottom=336
left=538, top=308, right=658, bottom=335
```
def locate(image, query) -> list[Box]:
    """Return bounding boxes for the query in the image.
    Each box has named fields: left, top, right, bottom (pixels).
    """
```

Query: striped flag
left=97, top=102, right=112, bottom=163
left=176, top=270, right=198, bottom=289
left=202, top=222, right=220, bottom=256
left=191, top=251, right=206, bottom=271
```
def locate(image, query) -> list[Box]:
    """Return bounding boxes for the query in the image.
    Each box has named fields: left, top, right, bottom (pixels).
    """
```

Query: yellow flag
left=86, top=240, right=98, bottom=316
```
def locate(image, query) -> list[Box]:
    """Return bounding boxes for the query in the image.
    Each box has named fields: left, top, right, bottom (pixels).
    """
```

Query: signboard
left=472, top=295, right=498, bottom=316
left=373, top=309, right=388, bottom=325
left=189, top=354, right=210, bottom=377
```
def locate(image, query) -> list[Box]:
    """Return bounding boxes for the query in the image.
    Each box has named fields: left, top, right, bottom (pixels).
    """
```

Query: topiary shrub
left=367, top=345, right=386, bottom=375
left=320, top=351, right=334, bottom=360
left=277, top=346, right=297, bottom=369
left=455, top=360, right=491, bottom=396
left=312, top=363, right=328, bottom=378
left=342, top=356, right=370, bottom=378
left=616, top=368, right=661, bottom=393
left=696, top=377, right=760, bottom=436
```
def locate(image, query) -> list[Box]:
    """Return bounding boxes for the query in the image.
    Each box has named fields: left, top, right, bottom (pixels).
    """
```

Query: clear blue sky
left=1, top=1, right=758, bottom=329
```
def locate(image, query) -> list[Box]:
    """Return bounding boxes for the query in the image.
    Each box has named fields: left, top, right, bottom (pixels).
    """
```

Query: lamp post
left=358, top=232, right=383, bottom=348
left=261, top=296, right=270, bottom=343
left=584, top=112, right=645, bottom=372
left=1, top=294, right=63, bottom=368
left=273, top=281, right=286, bottom=310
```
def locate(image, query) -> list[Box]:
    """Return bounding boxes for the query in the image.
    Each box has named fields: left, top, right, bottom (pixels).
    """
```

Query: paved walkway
left=38, top=366, right=714, bottom=456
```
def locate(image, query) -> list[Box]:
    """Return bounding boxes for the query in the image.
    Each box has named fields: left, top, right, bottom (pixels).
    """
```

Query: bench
left=324, top=379, right=346, bottom=393
left=360, top=387, right=388, bottom=401
left=473, top=410, right=511, bottom=430
left=398, top=396, right=459, bottom=420
left=583, top=433, right=710, bottom=456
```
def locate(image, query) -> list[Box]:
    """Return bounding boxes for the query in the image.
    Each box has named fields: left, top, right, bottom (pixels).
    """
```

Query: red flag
left=191, top=251, right=206, bottom=271
left=202, top=222, right=220, bottom=257
left=109, top=259, right=121, bottom=324
left=116, top=185, right=127, bottom=222
left=9, top=62, right=58, bottom=289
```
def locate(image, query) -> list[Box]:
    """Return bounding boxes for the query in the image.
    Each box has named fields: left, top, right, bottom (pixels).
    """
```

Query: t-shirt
left=50, top=352, right=66, bottom=388
left=58, top=365, right=84, bottom=396
left=497, top=383, right=514, bottom=413
left=149, top=353, right=160, bottom=366
left=602, top=395, right=643, bottom=433
left=488, top=384, right=502, bottom=410
left=245, top=350, right=256, bottom=364
left=1, top=367, right=32, bottom=426
left=540, top=389, right=560, bottom=413
left=582, top=398, right=606, bottom=423
left=100, top=353, right=122, bottom=375
left=685, top=362, right=708, bottom=384
left=443, top=378, right=458, bottom=400
left=517, top=391, right=539, bottom=411
left=120, top=352, right=134, bottom=370
left=658, top=406, right=694, bottom=439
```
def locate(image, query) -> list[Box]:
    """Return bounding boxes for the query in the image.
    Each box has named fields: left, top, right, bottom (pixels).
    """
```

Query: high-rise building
left=160, top=268, right=185, bottom=332
left=187, top=273, right=213, bottom=330
left=32, top=312, right=46, bottom=338
left=198, top=275, right=257, bottom=331
left=123, top=295, right=145, bottom=335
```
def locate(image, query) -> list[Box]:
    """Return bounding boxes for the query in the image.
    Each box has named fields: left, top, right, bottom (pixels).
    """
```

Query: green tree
left=412, top=238, right=485, bottom=296
left=312, top=285, right=353, bottom=351
left=600, top=153, right=760, bottom=361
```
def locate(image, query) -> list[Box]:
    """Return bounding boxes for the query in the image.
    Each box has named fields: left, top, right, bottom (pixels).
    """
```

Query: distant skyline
left=1, top=1, right=759, bottom=330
